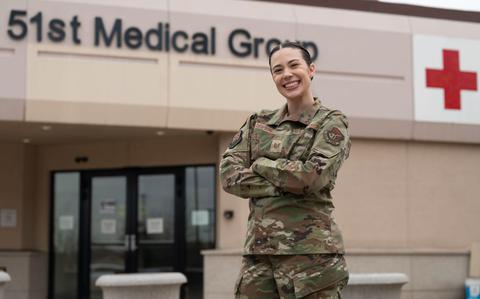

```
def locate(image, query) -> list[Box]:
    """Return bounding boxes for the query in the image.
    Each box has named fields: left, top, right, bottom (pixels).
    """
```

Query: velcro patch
left=324, top=127, right=344, bottom=146
left=270, top=139, right=283, bottom=153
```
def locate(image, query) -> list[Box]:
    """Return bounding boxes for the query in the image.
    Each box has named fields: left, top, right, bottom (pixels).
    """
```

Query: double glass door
left=86, top=171, right=179, bottom=299
left=51, top=166, right=216, bottom=299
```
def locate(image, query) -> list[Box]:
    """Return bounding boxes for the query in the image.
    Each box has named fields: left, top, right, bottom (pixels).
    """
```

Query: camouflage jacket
left=220, top=98, right=351, bottom=255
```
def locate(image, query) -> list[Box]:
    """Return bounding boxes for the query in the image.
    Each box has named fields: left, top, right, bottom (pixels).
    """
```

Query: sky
left=378, top=0, right=480, bottom=12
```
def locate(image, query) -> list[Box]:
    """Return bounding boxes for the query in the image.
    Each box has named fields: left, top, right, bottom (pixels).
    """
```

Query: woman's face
left=270, top=47, right=316, bottom=101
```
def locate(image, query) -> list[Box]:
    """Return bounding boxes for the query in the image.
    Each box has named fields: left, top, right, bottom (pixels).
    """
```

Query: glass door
left=88, top=175, right=129, bottom=299
left=136, top=174, right=177, bottom=272
left=51, top=166, right=215, bottom=299
left=83, top=170, right=183, bottom=299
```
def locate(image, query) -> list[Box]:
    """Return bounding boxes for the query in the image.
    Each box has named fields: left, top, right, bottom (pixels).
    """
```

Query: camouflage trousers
left=235, top=254, right=348, bottom=299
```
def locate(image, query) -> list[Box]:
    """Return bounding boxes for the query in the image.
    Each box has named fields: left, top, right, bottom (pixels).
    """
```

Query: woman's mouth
left=283, top=80, right=300, bottom=90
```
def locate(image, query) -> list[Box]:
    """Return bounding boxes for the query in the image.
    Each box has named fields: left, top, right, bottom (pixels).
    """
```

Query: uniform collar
left=268, top=97, right=322, bottom=126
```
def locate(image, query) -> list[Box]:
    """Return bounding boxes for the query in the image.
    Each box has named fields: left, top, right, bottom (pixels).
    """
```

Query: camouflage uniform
left=235, top=254, right=348, bottom=299
left=220, top=98, right=351, bottom=298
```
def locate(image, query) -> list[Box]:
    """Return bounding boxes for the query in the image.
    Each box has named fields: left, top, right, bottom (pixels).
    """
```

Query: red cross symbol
left=426, top=49, right=477, bottom=110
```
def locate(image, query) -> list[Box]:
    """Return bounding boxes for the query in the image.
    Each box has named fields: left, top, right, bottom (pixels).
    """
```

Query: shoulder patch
left=324, top=126, right=344, bottom=146
left=229, top=130, right=243, bottom=149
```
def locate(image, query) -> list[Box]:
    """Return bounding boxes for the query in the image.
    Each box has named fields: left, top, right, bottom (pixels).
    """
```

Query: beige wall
left=0, top=144, right=35, bottom=250
left=5, top=134, right=475, bottom=252
left=0, top=1, right=26, bottom=122
left=336, top=139, right=480, bottom=250
left=216, top=133, right=251, bottom=249
left=0, top=251, right=47, bottom=299
left=217, top=137, right=480, bottom=251
left=13, top=134, right=480, bottom=253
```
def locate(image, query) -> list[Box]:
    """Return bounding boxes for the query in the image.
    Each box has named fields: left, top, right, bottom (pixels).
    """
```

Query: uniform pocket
left=234, top=271, right=244, bottom=294
left=292, top=256, right=348, bottom=298
left=234, top=266, right=254, bottom=295
left=252, top=122, right=303, bottom=160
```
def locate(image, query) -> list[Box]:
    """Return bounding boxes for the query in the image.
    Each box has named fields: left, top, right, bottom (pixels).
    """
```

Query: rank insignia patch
left=270, top=139, right=283, bottom=153
left=229, top=130, right=243, bottom=149
left=324, top=127, right=344, bottom=146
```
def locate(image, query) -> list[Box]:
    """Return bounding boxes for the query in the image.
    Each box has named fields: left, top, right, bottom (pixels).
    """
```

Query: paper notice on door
left=101, top=219, right=116, bottom=234
left=147, top=218, right=164, bottom=234
left=59, top=215, right=74, bottom=230
left=100, top=199, right=116, bottom=214
left=191, top=210, right=209, bottom=226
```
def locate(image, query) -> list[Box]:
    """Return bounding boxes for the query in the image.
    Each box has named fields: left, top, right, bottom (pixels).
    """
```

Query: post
left=0, top=271, right=11, bottom=299
left=342, top=273, right=409, bottom=299
left=96, top=273, right=187, bottom=299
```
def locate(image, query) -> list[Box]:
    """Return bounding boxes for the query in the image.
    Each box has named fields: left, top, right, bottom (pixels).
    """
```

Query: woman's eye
left=274, top=69, right=282, bottom=74
left=291, top=63, right=299, bottom=67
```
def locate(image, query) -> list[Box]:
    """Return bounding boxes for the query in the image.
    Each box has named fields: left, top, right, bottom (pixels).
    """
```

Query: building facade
left=0, top=0, right=479, bottom=299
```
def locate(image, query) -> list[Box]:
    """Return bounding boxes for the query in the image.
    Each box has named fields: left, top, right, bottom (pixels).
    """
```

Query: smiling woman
left=220, top=42, right=352, bottom=299
left=269, top=46, right=316, bottom=105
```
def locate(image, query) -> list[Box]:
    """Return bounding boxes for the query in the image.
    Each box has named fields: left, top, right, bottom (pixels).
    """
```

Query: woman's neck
left=286, top=93, right=315, bottom=117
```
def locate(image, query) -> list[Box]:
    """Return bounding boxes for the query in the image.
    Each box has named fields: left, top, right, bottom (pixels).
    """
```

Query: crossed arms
left=219, top=113, right=349, bottom=198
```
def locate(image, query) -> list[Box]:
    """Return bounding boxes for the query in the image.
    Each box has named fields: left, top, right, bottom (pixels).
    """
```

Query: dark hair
left=268, top=41, right=312, bottom=69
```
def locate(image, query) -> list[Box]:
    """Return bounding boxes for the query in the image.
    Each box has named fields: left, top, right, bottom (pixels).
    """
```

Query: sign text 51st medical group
left=4, top=9, right=319, bottom=60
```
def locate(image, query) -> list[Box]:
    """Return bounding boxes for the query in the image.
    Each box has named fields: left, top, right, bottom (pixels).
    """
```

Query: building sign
left=413, top=35, right=480, bottom=125
left=3, top=9, right=318, bottom=60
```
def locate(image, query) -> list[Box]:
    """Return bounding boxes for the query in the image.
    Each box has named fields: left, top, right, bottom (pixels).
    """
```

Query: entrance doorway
left=50, top=166, right=216, bottom=299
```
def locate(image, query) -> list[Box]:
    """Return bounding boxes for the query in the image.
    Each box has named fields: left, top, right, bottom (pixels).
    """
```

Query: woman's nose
left=283, top=70, right=293, bottom=79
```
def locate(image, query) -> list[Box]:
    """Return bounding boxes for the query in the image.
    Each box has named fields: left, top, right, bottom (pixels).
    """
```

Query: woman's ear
left=309, top=63, right=316, bottom=80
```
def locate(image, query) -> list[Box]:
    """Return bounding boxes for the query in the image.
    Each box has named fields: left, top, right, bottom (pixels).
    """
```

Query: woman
left=220, top=42, right=351, bottom=299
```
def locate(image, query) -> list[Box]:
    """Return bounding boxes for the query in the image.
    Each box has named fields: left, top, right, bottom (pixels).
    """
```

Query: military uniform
left=220, top=98, right=351, bottom=298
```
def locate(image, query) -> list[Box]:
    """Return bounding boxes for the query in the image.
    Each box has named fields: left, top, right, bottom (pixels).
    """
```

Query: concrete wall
left=0, top=251, right=47, bottom=299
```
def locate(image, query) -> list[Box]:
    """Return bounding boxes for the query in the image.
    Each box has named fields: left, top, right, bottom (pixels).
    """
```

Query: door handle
left=124, top=235, right=138, bottom=252
left=130, top=234, right=137, bottom=252
left=124, top=235, right=130, bottom=251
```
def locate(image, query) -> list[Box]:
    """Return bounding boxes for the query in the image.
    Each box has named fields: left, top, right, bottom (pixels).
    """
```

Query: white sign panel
left=101, top=219, right=117, bottom=234
left=413, top=35, right=480, bottom=125
left=191, top=210, right=209, bottom=226
left=147, top=218, right=164, bottom=234
left=100, top=199, right=116, bottom=214
left=59, top=215, right=74, bottom=230
left=0, top=209, right=17, bottom=228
